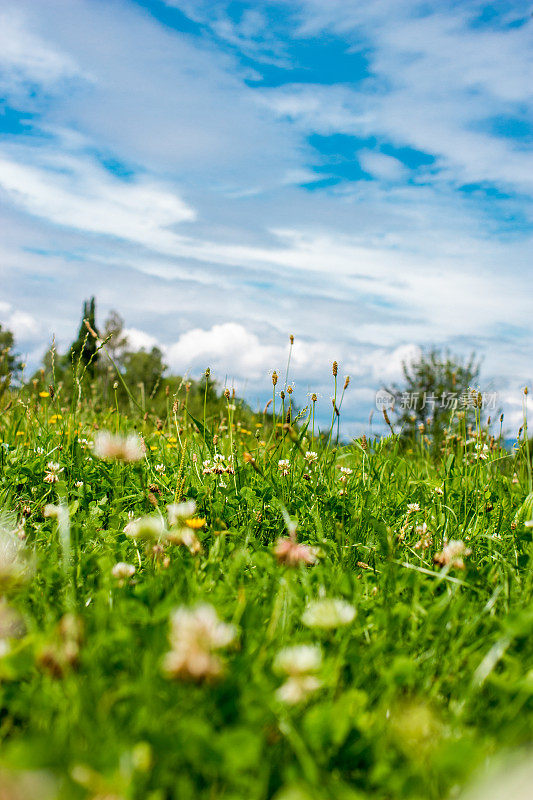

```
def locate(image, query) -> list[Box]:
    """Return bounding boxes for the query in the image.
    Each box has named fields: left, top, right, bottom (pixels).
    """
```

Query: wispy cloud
left=0, top=9, right=83, bottom=95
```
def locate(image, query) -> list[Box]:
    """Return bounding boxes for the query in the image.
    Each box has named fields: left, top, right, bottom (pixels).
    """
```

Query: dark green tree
left=0, top=324, right=23, bottom=397
left=388, top=347, right=480, bottom=445
left=120, top=346, right=167, bottom=408
left=70, top=297, right=99, bottom=377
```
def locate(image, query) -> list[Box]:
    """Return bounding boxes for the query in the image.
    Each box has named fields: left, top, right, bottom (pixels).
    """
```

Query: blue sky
left=0, top=0, right=532, bottom=432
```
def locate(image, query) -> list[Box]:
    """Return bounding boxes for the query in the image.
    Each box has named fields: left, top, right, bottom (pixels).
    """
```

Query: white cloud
left=166, top=323, right=280, bottom=380
left=359, top=151, right=406, bottom=182
left=0, top=302, right=40, bottom=341
left=0, top=149, right=195, bottom=249
left=123, top=328, right=159, bottom=352
left=372, top=344, right=422, bottom=383
left=0, top=9, right=84, bottom=96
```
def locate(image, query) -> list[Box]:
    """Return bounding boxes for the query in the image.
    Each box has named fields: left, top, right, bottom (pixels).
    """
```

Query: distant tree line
left=1, top=298, right=227, bottom=420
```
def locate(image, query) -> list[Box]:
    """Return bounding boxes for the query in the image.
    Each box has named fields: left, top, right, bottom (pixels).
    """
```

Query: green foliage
left=1, top=346, right=532, bottom=799
left=118, top=347, right=166, bottom=404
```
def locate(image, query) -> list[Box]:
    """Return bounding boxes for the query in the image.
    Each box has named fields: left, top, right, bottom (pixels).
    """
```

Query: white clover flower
left=124, top=515, right=166, bottom=542
left=474, top=444, right=489, bottom=460
left=166, top=527, right=202, bottom=555
left=92, top=431, right=144, bottom=462
left=167, top=501, right=196, bottom=526
left=274, top=644, right=322, bottom=676
left=43, top=461, right=63, bottom=484
left=305, top=451, right=318, bottom=464
left=274, top=538, right=319, bottom=566
left=302, top=598, right=356, bottom=629
left=163, top=604, right=236, bottom=682
left=111, top=562, right=136, bottom=581
left=276, top=675, right=321, bottom=705
left=278, top=459, right=290, bottom=476
left=434, top=539, right=472, bottom=570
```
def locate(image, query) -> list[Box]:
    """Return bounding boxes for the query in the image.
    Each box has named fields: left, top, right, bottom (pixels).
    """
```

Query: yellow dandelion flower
left=16, top=431, right=25, bottom=437
left=184, top=518, right=206, bottom=529
left=150, top=445, right=158, bottom=451
left=39, top=391, right=50, bottom=398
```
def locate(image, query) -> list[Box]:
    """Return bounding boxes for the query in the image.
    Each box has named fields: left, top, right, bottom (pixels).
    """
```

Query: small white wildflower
left=407, top=503, right=420, bottom=513
left=434, top=539, right=472, bottom=570
left=155, top=463, right=165, bottom=474
left=276, top=675, right=321, bottom=705
left=304, top=451, right=318, bottom=464
left=273, top=645, right=322, bottom=676
left=167, top=501, right=196, bottom=526
left=124, top=515, right=166, bottom=542
left=43, top=461, right=63, bottom=484
left=474, top=444, right=489, bottom=460
left=111, top=562, right=136, bottom=584
left=92, top=431, right=144, bottom=462
left=302, top=598, right=356, bottom=629
left=163, top=604, right=236, bottom=682
left=278, top=459, right=290, bottom=476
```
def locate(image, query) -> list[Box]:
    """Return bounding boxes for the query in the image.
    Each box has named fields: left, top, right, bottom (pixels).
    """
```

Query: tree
left=388, top=347, right=480, bottom=444
left=101, top=310, right=127, bottom=361
left=120, top=347, right=167, bottom=408
left=70, top=297, right=99, bottom=377
left=0, top=324, right=23, bottom=397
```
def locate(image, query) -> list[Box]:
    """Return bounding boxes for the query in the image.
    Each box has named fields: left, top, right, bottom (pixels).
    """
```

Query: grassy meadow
left=0, top=358, right=532, bottom=800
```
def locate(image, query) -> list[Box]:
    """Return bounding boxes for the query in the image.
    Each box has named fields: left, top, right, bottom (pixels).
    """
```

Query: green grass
left=0, top=376, right=532, bottom=800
